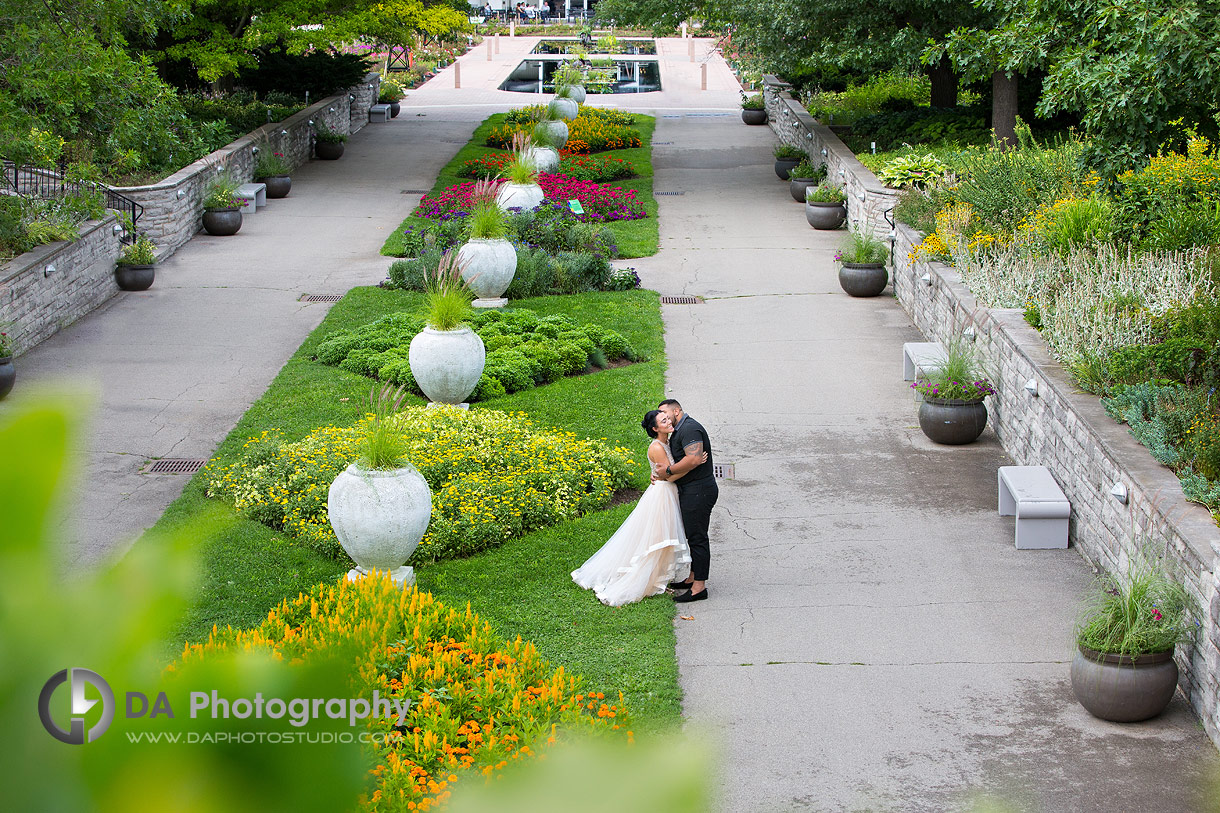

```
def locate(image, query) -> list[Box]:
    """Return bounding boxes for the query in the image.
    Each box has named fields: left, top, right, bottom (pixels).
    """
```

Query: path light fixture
left=44, top=264, right=56, bottom=276
left=176, top=190, right=186, bottom=199
left=1110, top=482, right=1129, bottom=504
left=920, top=273, right=932, bottom=286
left=281, top=130, right=288, bottom=136
left=1024, top=378, right=1040, bottom=397
left=963, top=326, right=977, bottom=341
left=113, top=224, right=124, bottom=234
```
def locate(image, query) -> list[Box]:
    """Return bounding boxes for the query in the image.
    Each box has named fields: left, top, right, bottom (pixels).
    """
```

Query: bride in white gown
left=572, top=409, right=706, bottom=607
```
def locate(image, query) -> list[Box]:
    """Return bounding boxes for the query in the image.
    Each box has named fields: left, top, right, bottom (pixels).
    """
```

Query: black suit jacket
left=669, top=415, right=714, bottom=489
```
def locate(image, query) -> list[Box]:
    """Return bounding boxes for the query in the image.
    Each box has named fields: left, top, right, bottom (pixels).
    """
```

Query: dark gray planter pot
left=742, top=109, right=767, bottom=125
left=917, top=397, right=988, bottom=444
left=774, top=158, right=800, bottom=180
left=806, top=201, right=846, bottom=229
left=789, top=177, right=819, bottom=202
left=837, top=262, right=888, bottom=297
left=0, top=357, right=14, bottom=400
left=262, top=175, right=291, bottom=198
left=115, top=264, right=155, bottom=291
left=315, top=140, right=345, bottom=160
left=202, top=207, right=242, bottom=236
left=389, top=101, right=401, bottom=118
left=1071, top=646, right=1179, bottom=722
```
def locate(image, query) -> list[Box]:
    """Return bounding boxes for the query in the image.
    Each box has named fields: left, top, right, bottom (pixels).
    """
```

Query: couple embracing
left=572, top=399, right=718, bottom=606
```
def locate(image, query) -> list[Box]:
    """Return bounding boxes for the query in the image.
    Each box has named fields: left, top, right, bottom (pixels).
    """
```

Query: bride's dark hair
left=641, top=409, right=662, bottom=439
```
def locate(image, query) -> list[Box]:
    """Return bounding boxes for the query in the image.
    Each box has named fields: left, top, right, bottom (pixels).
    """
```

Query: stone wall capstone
left=761, top=75, right=1220, bottom=749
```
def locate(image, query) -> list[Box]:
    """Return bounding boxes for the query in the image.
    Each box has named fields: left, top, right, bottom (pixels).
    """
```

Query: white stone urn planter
left=567, top=85, right=587, bottom=104
left=549, top=97, right=579, bottom=121
left=457, top=238, right=517, bottom=307
left=408, top=326, right=486, bottom=405
left=327, top=463, right=432, bottom=588
left=496, top=182, right=545, bottom=212
left=537, top=120, right=569, bottom=149
left=527, top=145, right=560, bottom=173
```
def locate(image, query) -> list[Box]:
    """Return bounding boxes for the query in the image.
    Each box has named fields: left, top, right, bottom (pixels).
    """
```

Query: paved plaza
left=12, top=34, right=1218, bottom=812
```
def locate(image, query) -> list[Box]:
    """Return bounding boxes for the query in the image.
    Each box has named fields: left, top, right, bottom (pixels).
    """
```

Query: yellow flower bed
left=206, top=406, right=636, bottom=562
left=175, top=575, right=631, bottom=812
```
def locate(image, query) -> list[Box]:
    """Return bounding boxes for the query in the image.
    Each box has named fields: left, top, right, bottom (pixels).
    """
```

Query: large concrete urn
left=408, top=326, right=486, bottom=405
left=457, top=238, right=517, bottom=307
left=537, top=120, right=569, bottom=149
left=549, top=97, right=579, bottom=121
left=496, top=182, right=545, bottom=212
left=527, top=146, right=560, bottom=173
left=566, top=85, right=587, bottom=104
left=327, top=463, right=432, bottom=588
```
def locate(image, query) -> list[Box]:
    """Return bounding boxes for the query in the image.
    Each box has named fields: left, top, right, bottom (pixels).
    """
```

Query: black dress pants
left=678, top=478, right=718, bottom=581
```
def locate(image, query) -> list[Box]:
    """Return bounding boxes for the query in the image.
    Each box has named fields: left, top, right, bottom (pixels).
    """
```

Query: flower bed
left=488, top=110, right=642, bottom=154
left=315, top=308, right=638, bottom=401
left=457, top=152, right=635, bottom=182
left=416, top=178, right=646, bottom=223
left=174, top=575, right=630, bottom=812
left=206, top=406, right=636, bottom=562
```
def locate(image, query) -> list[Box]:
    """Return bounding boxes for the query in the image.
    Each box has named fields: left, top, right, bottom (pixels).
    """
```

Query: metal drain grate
left=146, top=458, right=207, bottom=475
left=713, top=463, right=735, bottom=480
left=655, top=191, right=685, bottom=196
left=653, top=141, right=674, bottom=145
left=660, top=295, right=702, bottom=305
left=401, top=189, right=428, bottom=194
left=298, top=293, right=344, bottom=302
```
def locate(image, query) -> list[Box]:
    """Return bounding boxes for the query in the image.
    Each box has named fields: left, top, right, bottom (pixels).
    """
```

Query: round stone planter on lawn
left=114, top=264, right=155, bottom=291
left=742, top=109, right=768, bottom=125
left=549, top=97, right=579, bottom=121
left=457, top=237, right=517, bottom=307
left=315, top=140, right=345, bottom=160
left=0, top=357, right=14, bottom=400
left=1071, top=646, right=1179, bottom=723
left=537, top=120, right=569, bottom=149
left=790, top=177, right=819, bottom=202
left=408, top=326, right=486, bottom=406
left=774, top=158, right=800, bottom=181
left=201, top=208, right=242, bottom=236
left=837, top=262, right=887, bottom=297
left=917, top=397, right=988, bottom=445
left=567, top=85, right=587, bottom=104
left=806, top=202, right=847, bottom=230
left=261, top=175, right=291, bottom=198
left=526, top=146, right=560, bottom=174
left=496, top=182, right=545, bottom=212
left=327, top=463, right=432, bottom=589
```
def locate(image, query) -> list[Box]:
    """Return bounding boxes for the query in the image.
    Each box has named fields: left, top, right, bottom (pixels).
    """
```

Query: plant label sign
left=568, top=199, right=584, bottom=215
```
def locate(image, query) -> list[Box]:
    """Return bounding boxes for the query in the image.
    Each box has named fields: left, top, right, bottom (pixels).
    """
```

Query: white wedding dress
left=572, top=441, right=692, bottom=607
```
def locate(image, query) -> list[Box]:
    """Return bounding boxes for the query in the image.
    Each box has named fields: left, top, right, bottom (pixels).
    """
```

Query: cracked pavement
left=643, top=103, right=1219, bottom=811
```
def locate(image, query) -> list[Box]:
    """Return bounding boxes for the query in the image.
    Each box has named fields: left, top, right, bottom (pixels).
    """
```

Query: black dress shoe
left=668, top=579, right=694, bottom=591
left=673, top=588, right=708, bottom=603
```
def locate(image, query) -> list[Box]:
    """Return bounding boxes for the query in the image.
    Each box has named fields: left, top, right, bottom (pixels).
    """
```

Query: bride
left=572, top=409, right=706, bottom=607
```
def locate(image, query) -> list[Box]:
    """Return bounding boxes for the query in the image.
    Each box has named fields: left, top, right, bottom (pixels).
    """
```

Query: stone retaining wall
left=0, top=74, right=381, bottom=356
left=762, top=76, right=1220, bottom=748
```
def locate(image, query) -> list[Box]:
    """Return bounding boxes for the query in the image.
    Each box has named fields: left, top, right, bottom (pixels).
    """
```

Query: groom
left=656, top=399, right=717, bottom=603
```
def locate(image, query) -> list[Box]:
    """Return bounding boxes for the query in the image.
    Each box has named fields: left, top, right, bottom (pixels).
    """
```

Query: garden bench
left=903, top=341, right=948, bottom=381
left=234, top=183, right=266, bottom=214
left=998, top=466, right=1071, bottom=549
left=369, top=104, right=391, bottom=123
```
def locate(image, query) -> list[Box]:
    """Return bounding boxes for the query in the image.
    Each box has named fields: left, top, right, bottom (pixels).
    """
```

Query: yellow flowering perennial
left=206, top=406, right=636, bottom=562
left=176, top=575, right=631, bottom=812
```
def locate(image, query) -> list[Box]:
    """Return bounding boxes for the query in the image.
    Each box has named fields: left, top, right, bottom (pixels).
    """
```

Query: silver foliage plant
left=952, top=243, right=1213, bottom=364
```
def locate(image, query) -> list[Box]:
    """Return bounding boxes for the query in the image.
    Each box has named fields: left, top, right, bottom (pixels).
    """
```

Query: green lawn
left=146, top=287, right=679, bottom=733
left=380, top=112, right=659, bottom=259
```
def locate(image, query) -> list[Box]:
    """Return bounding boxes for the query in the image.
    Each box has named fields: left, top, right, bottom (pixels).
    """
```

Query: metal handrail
left=1, top=159, right=144, bottom=243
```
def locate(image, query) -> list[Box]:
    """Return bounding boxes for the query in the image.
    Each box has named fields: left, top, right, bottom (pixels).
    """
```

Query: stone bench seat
left=903, top=341, right=948, bottom=381
left=234, top=183, right=266, bottom=214
left=369, top=104, right=391, bottom=123
left=998, top=466, right=1070, bottom=549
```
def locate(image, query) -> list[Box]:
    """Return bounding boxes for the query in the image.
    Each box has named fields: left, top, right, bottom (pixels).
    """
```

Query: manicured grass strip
left=146, top=287, right=675, bottom=730
left=380, top=113, right=658, bottom=259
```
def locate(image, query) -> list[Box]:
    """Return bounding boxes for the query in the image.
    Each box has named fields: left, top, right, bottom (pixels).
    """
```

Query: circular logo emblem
left=38, top=668, right=115, bottom=744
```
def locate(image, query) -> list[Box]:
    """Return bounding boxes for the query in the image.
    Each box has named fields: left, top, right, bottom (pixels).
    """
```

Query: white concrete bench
left=369, top=103, right=391, bottom=123
left=903, top=341, right=948, bottom=381
left=998, top=466, right=1070, bottom=549
left=235, top=183, right=266, bottom=214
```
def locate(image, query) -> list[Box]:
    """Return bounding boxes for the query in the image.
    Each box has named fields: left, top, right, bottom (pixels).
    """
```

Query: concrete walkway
left=7, top=31, right=1217, bottom=811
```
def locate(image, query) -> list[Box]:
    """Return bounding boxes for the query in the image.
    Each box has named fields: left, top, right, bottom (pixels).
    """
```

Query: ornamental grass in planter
left=115, top=234, right=157, bottom=291
left=1071, top=548, right=1197, bottom=722
left=789, top=160, right=828, bottom=202
left=314, top=122, right=348, bottom=160
left=496, top=133, right=544, bottom=212
left=834, top=230, right=889, bottom=297
left=773, top=144, right=806, bottom=180
left=806, top=183, right=847, bottom=229
left=909, top=338, right=995, bottom=445
left=408, top=252, right=485, bottom=405
left=201, top=173, right=243, bottom=235
left=741, top=93, right=767, bottom=125
left=253, top=149, right=292, bottom=198
left=457, top=180, right=517, bottom=306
